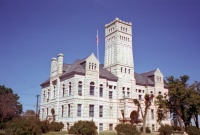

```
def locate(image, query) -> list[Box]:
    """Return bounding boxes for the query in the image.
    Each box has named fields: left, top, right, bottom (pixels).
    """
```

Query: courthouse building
left=39, top=18, right=170, bottom=131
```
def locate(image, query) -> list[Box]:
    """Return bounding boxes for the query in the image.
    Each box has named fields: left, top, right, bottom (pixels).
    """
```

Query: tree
left=133, top=94, right=154, bottom=133
left=155, top=76, right=200, bottom=131
left=154, top=94, right=169, bottom=125
left=24, top=110, right=35, bottom=116
left=5, top=116, right=42, bottom=135
left=0, top=85, right=22, bottom=129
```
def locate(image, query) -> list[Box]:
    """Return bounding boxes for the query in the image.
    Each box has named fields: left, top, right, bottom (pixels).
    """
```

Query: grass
left=99, top=131, right=117, bottom=135
left=0, top=130, right=5, bottom=135
left=42, top=131, right=68, bottom=135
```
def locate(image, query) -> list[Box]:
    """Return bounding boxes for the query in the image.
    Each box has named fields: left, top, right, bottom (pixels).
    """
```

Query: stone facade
left=39, top=18, right=170, bottom=132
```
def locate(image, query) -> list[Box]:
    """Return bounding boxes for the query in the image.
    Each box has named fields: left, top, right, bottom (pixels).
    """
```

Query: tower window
left=109, top=91, right=113, bottom=99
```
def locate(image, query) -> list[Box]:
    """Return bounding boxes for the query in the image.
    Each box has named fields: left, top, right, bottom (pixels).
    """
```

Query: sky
left=0, top=0, right=200, bottom=112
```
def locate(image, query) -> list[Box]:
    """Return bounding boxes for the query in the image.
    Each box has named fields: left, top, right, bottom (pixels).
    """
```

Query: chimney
left=57, top=53, right=64, bottom=75
left=50, top=58, right=57, bottom=77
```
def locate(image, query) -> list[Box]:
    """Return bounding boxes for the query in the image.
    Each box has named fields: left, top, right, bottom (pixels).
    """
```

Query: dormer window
left=89, top=63, right=91, bottom=69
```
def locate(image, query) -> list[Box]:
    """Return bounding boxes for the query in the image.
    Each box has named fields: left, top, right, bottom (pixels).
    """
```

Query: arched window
left=69, top=82, right=72, bottom=95
left=90, top=82, right=95, bottom=96
left=78, top=81, right=82, bottom=96
left=94, top=64, right=96, bottom=70
left=121, top=67, right=123, bottom=73
left=43, top=91, right=45, bottom=102
left=62, top=84, right=65, bottom=97
left=125, top=68, right=127, bottom=73
left=158, top=91, right=162, bottom=95
left=128, top=69, right=130, bottom=74
left=99, top=84, right=103, bottom=97
left=53, top=86, right=56, bottom=98
left=89, top=63, right=91, bottom=69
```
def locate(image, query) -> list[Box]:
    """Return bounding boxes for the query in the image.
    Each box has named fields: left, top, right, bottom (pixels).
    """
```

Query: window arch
left=99, top=84, right=103, bottom=97
left=158, top=91, right=162, bottom=95
left=69, top=82, right=72, bottom=95
left=90, top=82, right=95, bottom=96
left=62, top=84, right=65, bottom=97
left=78, top=81, right=82, bottom=96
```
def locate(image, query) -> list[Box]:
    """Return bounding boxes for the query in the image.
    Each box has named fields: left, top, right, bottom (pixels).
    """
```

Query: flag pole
left=96, top=29, right=100, bottom=134
left=96, top=30, right=99, bottom=60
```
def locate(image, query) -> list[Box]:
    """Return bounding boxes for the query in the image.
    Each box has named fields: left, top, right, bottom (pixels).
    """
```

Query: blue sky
left=0, top=0, right=200, bottom=112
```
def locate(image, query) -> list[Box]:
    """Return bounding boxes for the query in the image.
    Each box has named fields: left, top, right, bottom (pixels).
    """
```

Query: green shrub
left=158, top=124, right=173, bottom=135
left=172, top=125, right=181, bottom=131
left=40, top=120, right=49, bottom=133
left=140, top=126, right=151, bottom=133
left=115, top=124, right=140, bottom=135
left=5, top=116, right=42, bottom=135
left=49, top=122, right=64, bottom=131
left=187, top=126, right=200, bottom=135
left=68, top=120, right=97, bottom=135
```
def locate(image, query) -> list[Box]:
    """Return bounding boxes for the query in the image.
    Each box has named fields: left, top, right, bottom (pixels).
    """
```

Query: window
left=42, top=109, right=44, bottom=119
left=78, top=81, right=82, bottom=96
left=152, top=124, right=155, bottom=131
left=99, top=84, right=103, bottom=97
left=151, top=109, right=154, bottom=120
left=62, top=84, right=65, bottom=97
left=99, top=123, right=103, bottom=131
left=121, top=67, right=123, bottom=72
left=43, top=91, right=45, bottom=101
left=109, top=91, right=113, bottom=99
left=53, top=86, right=56, bottom=98
left=68, top=104, right=70, bottom=117
left=89, top=63, right=91, bottom=69
left=127, top=92, right=130, bottom=97
left=61, top=105, right=64, bottom=117
left=139, top=89, right=141, bottom=93
left=129, top=69, right=130, bottom=74
left=158, top=91, right=162, bottom=95
left=69, top=82, right=72, bottom=95
left=109, top=124, right=113, bottom=130
left=47, top=108, right=48, bottom=116
left=89, top=105, right=94, bottom=117
left=99, top=106, right=103, bottom=117
left=77, top=104, right=82, bottom=116
left=123, top=91, right=125, bottom=97
left=90, top=82, right=95, bottom=96
left=139, top=95, right=142, bottom=100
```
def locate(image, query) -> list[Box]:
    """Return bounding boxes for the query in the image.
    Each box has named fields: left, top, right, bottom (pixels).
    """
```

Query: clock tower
left=104, top=18, right=134, bottom=81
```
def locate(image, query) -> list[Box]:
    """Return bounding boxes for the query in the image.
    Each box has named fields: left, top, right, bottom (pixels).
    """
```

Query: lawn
left=42, top=131, right=68, bottom=135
